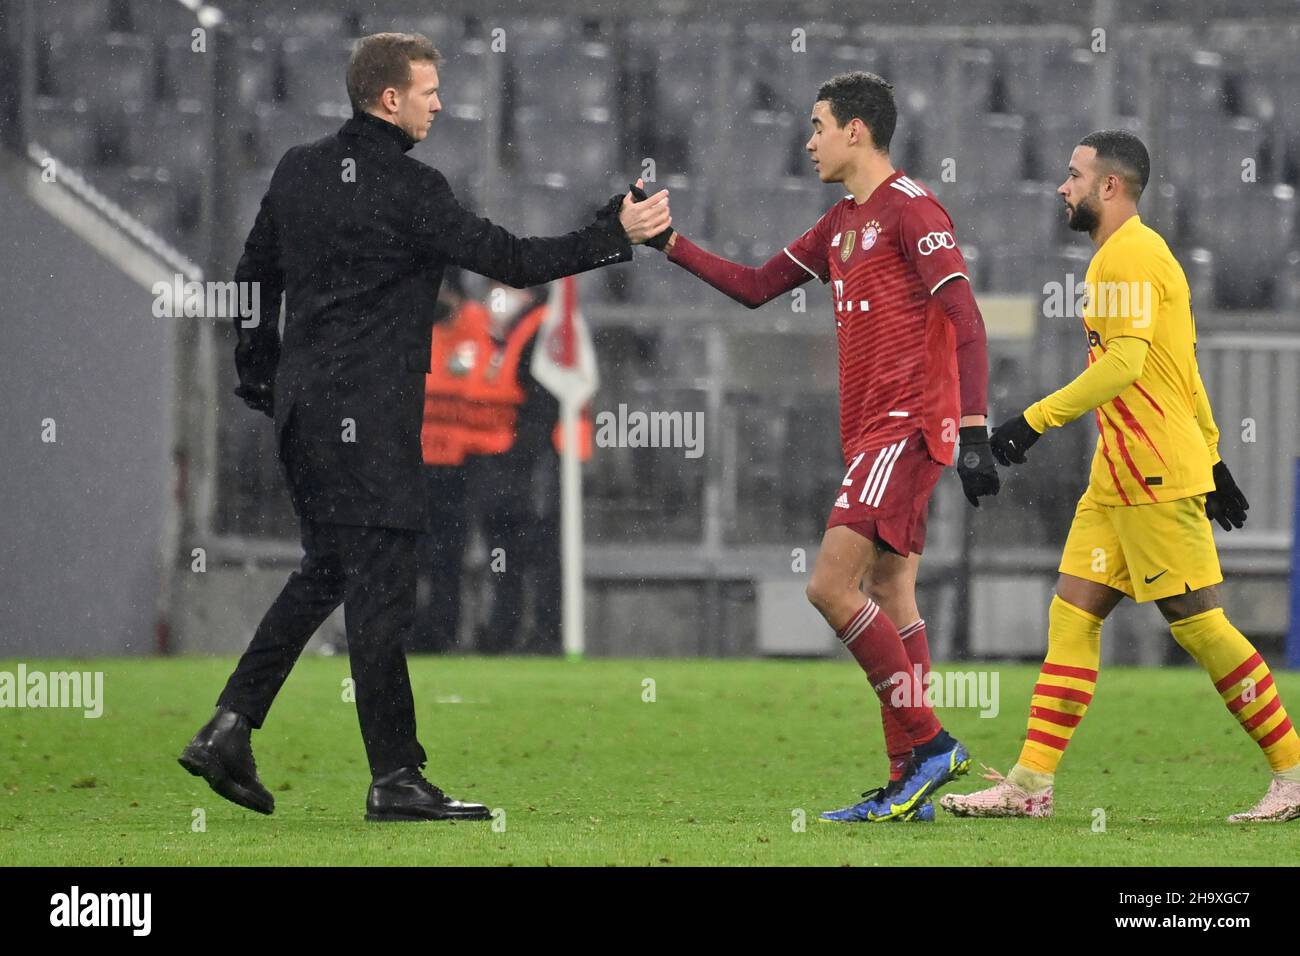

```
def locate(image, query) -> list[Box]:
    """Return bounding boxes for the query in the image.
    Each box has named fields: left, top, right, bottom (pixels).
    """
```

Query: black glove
left=628, top=182, right=675, bottom=251
left=234, top=382, right=274, bottom=419
left=1205, top=460, right=1249, bottom=531
left=989, top=413, right=1042, bottom=466
left=593, top=190, right=626, bottom=238
left=956, top=425, right=1001, bottom=507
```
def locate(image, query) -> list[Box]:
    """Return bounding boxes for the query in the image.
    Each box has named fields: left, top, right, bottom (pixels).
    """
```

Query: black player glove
left=593, top=190, right=627, bottom=239
left=1205, top=460, right=1249, bottom=531
left=234, top=382, right=274, bottom=419
left=989, top=413, right=1042, bottom=466
left=628, top=182, right=675, bottom=251
left=956, top=425, right=1001, bottom=507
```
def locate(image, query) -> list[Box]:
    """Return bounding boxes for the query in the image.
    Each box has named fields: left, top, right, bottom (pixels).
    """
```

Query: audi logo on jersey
left=916, top=231, right=955, bottom=255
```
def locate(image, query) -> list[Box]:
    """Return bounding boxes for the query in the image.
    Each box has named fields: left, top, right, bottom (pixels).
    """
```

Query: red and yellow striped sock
left=1017, top=596, right=1102, bottom=775
left=1170, top=608, right=1300, bottom=772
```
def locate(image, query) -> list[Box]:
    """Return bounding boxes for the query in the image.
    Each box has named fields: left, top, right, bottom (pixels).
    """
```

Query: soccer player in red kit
left=634, top=72, right=999, bottom=821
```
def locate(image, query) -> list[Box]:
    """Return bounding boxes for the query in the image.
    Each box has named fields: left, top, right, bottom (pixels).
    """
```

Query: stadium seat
left=739, top=21, right=859, bottom=115
left=260, top=10, right=354, bottom=38
left=440, top=38, right=495, bottom=123
left=159, top=34, right=208, bottom=106
left=1194, top=182, right=1297, bottom=308
left=1230, top=54, right=1300, bottom=185
left=1028, top=116, right=1088, bottom=183
left=1159, top=49, right=1230, bottom=122
left=714, top=178, right=847, bottom=263
left=493, top=171, right=601, bottom=241
left=233, top=37, right=278, bottom=109
left=778, top=393, right=842, bottom=536
left=27, top=97, right=98, bottom=169
left=1029, top=47, right=1099, bottom=123
left=416, top=105, right=489, bottom=192
left=278, top=36, right=356, bottom=111
left=236, top=167, right=274, bottom=236
left=994, top=32, right=1085, bottom=120
left=630, top=257, right=707, bottom=307
left=38, top=0, right=110, bottom=37
left=94, top=165, right=189, bottom=238
left=720, top=110, right=801, bottom=181
left=949, top=112, right=1028, bottom=185
left=729, top=392, right=789, bottom=536
left=251, top=105, right=346, bottom=169
left=44, top=33, right=157, bottom=110
left=125, top=0, right=206, bottom=38
left=509, top=108, right=618, bottom=181
left=123, top=103, right=208, bottom=176
left=983, top=242, right=1090, bottom=297
left=889, top=40, right=995, bottom=119
left=634, top=19, right=729, bottom=174
left=156, top=33, right=274, bottom=111
left=510, top=32, right=616, bottom=117
left=1162, top=116, right=1263, bottom=196
left=359, top=10, right=457, bottom=42
left=936, top=181, right=1058, bottom=257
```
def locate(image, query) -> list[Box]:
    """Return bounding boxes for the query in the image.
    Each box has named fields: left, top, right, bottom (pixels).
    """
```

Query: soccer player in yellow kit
left=941, top=130, right=1300, bottom=822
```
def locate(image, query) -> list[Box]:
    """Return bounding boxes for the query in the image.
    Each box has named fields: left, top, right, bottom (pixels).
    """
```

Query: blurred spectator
left=412, top=275, right=590, bottom=654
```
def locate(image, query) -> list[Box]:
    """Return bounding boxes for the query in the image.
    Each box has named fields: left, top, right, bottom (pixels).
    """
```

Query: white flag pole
left=530, top=276, right=597, bottom=661
left=559, top=399, right=584, bottom=659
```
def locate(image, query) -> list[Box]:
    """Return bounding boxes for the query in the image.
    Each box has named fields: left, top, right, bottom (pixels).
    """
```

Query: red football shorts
left=825, top=432, right=945, bottom=555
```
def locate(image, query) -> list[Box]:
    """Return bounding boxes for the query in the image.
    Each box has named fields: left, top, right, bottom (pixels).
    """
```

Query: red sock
left=837, top=601, right=941, bottom=747
left=880, top=619, right=931, bottom=780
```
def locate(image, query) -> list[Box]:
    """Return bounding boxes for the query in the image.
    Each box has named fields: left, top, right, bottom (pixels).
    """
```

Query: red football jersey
left=783, top=171, right=969, bottom=467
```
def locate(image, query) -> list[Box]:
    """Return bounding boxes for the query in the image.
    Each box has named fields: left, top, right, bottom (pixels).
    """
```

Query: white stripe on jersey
left=868, top=438, right=908, bottom=508
left=898, top=175, right=927, bottom=197
left=783, top=247, right=820, bottom=280
left=890, top=178, right=924, bottom=199
left=929, top=271, right=968, bottom=294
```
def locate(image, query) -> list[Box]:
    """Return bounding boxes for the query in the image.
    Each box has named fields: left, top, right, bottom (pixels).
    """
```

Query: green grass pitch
left=1, top=656, right=1297, bottom=865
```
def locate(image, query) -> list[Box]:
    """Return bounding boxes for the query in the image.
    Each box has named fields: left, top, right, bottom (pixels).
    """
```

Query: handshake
left=612, top=178, right=675, bottom=251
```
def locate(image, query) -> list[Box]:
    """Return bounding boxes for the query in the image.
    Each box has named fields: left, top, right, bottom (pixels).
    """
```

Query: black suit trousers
left=218, top=425, right=428, bottom=777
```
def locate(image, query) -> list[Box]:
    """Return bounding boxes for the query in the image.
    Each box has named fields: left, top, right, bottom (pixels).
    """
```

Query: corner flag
left=530, top=276, right=598, bottom=657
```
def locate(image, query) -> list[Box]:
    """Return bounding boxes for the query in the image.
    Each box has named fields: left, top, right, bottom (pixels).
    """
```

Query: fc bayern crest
left=839, top=229, right=856, bottom=262
left=862, top=220, right=881, bottom=252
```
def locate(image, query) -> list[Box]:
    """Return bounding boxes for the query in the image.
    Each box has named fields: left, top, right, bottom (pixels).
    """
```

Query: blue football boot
left=868, top=735, right=970, bottom=821
left=819, top=779, right=935, bottom=823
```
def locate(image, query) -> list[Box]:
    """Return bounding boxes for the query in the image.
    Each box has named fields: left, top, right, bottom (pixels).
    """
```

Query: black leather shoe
left=366, top=767, right=492, bottom=822
left=178, top=706, right=275, bottom=815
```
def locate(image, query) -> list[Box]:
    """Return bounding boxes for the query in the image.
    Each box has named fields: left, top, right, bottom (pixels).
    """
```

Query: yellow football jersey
left=1080, top=214, right=1217, bottom=506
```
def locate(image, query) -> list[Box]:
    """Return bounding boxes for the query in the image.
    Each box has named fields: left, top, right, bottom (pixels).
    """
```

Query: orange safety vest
left=421, top=302, right=594, bottom=465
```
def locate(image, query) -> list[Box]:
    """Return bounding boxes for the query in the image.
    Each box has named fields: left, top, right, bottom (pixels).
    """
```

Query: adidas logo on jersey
left=835, top=492, right=850, bottom=509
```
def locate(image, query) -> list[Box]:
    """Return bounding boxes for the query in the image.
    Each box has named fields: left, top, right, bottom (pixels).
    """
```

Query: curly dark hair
left=815, top=71, right=897, bottom=152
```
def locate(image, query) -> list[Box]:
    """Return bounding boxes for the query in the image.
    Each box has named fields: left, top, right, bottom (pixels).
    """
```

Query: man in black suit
left=178, top=32, right=671, bottom=822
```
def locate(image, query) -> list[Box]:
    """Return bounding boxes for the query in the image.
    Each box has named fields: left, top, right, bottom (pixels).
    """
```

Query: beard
left=1066, top=190, right=1101, bottom=233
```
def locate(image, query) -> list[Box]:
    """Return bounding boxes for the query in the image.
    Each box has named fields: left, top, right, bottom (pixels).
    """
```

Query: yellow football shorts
left=1058, top=488, right=1223, bottom=602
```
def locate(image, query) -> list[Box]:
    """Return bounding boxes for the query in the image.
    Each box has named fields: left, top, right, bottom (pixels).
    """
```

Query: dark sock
left=913, top=728, right=955, bottom=758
